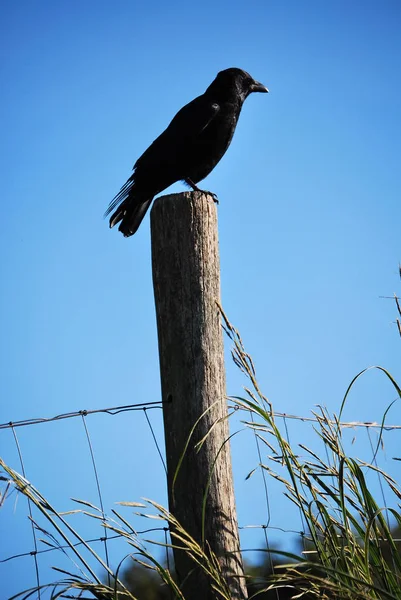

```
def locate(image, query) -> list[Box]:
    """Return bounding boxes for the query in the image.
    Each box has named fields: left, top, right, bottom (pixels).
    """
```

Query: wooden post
left=151, top=192, right=247, bottom=600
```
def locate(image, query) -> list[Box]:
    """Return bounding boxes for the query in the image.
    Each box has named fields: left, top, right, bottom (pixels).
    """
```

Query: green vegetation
left=1, top=287, right=401, bottom=599
left=221, top=311, right=401, bottom=599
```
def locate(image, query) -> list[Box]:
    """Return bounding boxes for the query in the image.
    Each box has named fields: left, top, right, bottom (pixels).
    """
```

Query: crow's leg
left=185, top=178, right=219, bottom=204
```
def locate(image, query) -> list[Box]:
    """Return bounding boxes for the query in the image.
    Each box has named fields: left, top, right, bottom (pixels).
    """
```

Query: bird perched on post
left=105, top=67, right=268, bottom=237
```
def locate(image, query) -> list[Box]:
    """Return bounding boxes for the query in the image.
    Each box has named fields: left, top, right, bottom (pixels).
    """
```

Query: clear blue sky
left=1, top=1, right=401, bottom=596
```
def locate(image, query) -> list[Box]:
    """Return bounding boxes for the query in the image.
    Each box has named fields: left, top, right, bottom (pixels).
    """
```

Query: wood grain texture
left=151, top=192, right=247, bottom=600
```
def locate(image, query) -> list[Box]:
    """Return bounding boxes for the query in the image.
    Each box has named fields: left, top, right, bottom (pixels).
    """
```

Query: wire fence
left=1, top=398, right=400, bottom=599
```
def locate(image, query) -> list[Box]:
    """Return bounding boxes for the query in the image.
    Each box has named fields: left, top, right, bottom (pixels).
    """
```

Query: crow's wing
left=105, top=96, right=221, bottom=218
left=170, top=95, right=221, bottom=135
left=134, top=96, right=221, bottom=171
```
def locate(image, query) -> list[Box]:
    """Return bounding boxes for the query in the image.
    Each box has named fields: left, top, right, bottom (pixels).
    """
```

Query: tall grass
left=221, top=308, right=401, bottom=599
left=1, top=303, right=401, bottom=599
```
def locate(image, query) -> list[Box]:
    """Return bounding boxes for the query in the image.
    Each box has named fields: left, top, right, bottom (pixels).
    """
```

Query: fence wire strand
left=0, top=529, right=168, bottom=564
left=1, top=399, right=400, bottom=598
left=80, top=414, right=111, bottom=585
left=1, top=400, right=168, bottom=597
left=248, top=408, right=280, bottom=600
left=0, top=400, right=163, bottom=430
left=282, top=414, right=309, bottom=558
left=10, top=425, right=42, bottom=598
left=143, top=407, right=167, bottom=473
left=366, top=426, right=392, bottom=530
left=2, top=400, right=401, bottom=431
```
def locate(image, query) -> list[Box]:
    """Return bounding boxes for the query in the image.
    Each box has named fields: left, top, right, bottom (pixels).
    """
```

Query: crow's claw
left=185, top=178, right=219, bottom=204
left=195, top=188, right=219, bottom=204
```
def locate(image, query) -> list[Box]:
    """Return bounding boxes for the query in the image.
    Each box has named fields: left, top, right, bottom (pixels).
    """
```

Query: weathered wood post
left=151, top=192, right=247, bottom=600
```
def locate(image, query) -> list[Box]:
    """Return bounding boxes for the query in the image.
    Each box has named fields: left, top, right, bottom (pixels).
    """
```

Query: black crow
left=105, top=68, right=268, bottom=237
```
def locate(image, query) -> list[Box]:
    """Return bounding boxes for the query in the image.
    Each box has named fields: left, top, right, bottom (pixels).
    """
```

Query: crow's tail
left=104, top=178, right=153, bottom=237
left=108, top=197, right=153, bottom=237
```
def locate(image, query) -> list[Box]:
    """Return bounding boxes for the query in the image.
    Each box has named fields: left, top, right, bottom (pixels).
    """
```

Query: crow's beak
left=250, top=80, right=269, bottom=93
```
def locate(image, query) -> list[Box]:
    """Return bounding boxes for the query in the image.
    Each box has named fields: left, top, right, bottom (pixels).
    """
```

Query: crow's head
left=210, top=68, right=268, bottom=102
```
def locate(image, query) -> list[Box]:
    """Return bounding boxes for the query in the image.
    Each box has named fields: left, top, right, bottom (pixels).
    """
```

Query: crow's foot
left=185, top=178, right=219, bottom=204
